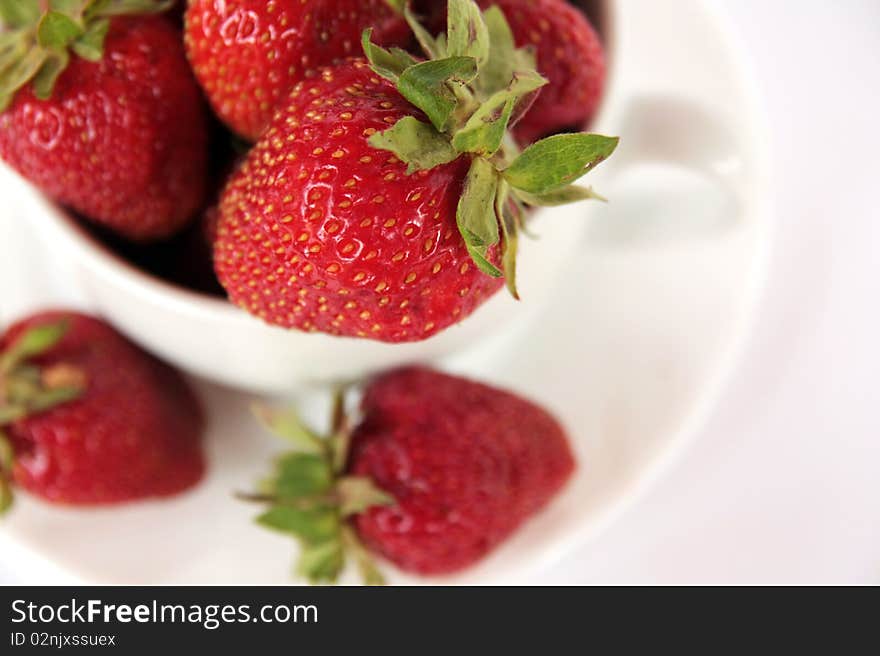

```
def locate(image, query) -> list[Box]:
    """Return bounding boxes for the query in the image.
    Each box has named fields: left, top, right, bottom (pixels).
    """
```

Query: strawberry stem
left=0, top=321, right=85, bottom=425
left=0, top=428, right=14, bottom=514
left=0, top=320, right=87, bottom=515
left=243, top=385, right=395, bottom=585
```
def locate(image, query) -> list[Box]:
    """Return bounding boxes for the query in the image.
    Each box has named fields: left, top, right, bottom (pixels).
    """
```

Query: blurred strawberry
left=243, top=366, right=575, bottom=582
left=0, top=312, right=205, bottom=508
left=0, top=2, right=209, bottom=241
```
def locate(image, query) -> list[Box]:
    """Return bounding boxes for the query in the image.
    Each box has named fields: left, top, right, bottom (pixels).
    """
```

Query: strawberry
left=184, top=0, right=411, bottom=141
left=214, top=59, right=503, bottom=342
left=243, top=366, right=575, bottom=582
left=0, top=311, right=205, bottom=508
left=0, top=2, right=209, bottom=242
left=213, top=0, right=617, bottom=342
left=417, top=0, right=607, bottom=144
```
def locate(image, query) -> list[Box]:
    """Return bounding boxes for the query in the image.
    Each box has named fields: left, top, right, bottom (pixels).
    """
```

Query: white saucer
left=0, top=0, right=771, bottom=584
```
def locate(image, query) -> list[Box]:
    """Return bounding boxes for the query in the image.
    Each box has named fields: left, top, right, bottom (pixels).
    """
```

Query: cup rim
left=25, top=185, right=252, bottom=325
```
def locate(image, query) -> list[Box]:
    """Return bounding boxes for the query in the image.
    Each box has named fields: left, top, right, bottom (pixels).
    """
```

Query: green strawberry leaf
left=503, top=134, right=620, bottom=195
left=0, top=47, right=46, bottom=111
left=466, top=246, right=502, bottom=278
left=383, top=0, right=406, bottom=14
left=369, top=116, right=460, bottom=173
left=453, top=71, right=546, bottom=156
left=453, top=97, right=514, bottom=156
left=0, top=0, right=41, bottom=29
left=252, top=404, right=326, bottom=455
left=257, top=505, right=340, bottom=543
left=0, top=478, right=12, bottom=514
left=297, top=538, right=345, bottom=584
left=457, top=157, right=503, bottom=277
left=86, top=0, right=173, bottom=18
left=478, top=5, right=538, bottom=96
left=0, top=30, right=27, bottom=62
left=361, top=28, right=417, bottom=82
left=459, top=157, right=501, bottom=247
left=0, top=34, right=31, bottom=110
left=496, top=181, right=520, bottom=299
left=514, top=185, right=607, bottom=207
left=341, top=526, right=385, bottom=585
left=0, top=430, right=13, bottom=471
left=403, top=4, right=443, bottom=60
left=71, top=17, right=109, bottom=61
left=37, top=11, right=84, bottom=50
left=0, top=406, right=26, bottom=424
left=446, top=0, right=489, bottom=68
left=0, top=321, right=67, bottom=374
left=33, top=51, right=70, bottom=100
left=396, top=56, right=478, bottom=131
left=330, top=431, right=351, bottom=474
left=513, top=43, right=538, bottom=72
left=477, top=5, right=517, bottom=95
left=434, top=33, right=449, bottom=58
left=26, top=385, right=82, bottom=413
left=0, top=428, right=15, bottom=515
left=273, top=453, right=333, bottom=499
left=246, top=387, right=400, bottom=585
left=0, top=0, right=172, bottom=107
left=330, top=385, right=348, bottom=435
left=49, top=0, right=93, bottom=16
left=336, top=476, right=395, bottom=517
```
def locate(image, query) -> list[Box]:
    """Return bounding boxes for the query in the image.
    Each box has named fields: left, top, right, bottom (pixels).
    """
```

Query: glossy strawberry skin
left=0, top=16, right=209, bottom=242
left=349, top=367, right=575, bottom=575
left=420, top=0, right=606, bottom=144
left=214, top=59, right=504, bottom=342
left=185, top=0, right=410, bottom=141
left=1, top=312, right=205, bottom=505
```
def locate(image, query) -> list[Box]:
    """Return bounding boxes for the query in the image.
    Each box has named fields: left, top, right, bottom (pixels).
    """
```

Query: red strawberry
left=0, top=312, right=205, bottom=508
left=213, top=2, right=618, bottom=342
left=418, top=0, right=606, bottom=144
left=351, top=367, right=575, bottom=574
left=0, top=4, right=209, bottom=241
left=213, top=59, right=504, bottom=342
left=244, top=366, right=574, bottom=582
left=184, top=0, right=411, bottom=141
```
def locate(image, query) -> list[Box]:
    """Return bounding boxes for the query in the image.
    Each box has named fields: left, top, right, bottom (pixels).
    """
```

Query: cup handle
left=582, top=96, right=752, bottom=247
left=602, top=95, right=746, bottom=193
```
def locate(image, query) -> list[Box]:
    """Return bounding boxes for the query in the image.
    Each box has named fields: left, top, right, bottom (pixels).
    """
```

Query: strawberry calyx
left=0, top=0, right=173, bottom=111
left=383, top=0, right=407, bottom=13
left=240, top=388, right=393, bottom=585
left=363, top=0, right=618, bottom=297
left=0, top=319, right=86, bottom=513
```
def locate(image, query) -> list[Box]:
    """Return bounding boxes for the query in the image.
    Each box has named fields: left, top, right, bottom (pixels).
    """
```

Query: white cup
left=0, top=0, right=751, bottom=394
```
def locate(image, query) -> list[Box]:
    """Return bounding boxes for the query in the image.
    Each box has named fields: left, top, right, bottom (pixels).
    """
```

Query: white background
left=2, top=0, right=878, bottom=584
